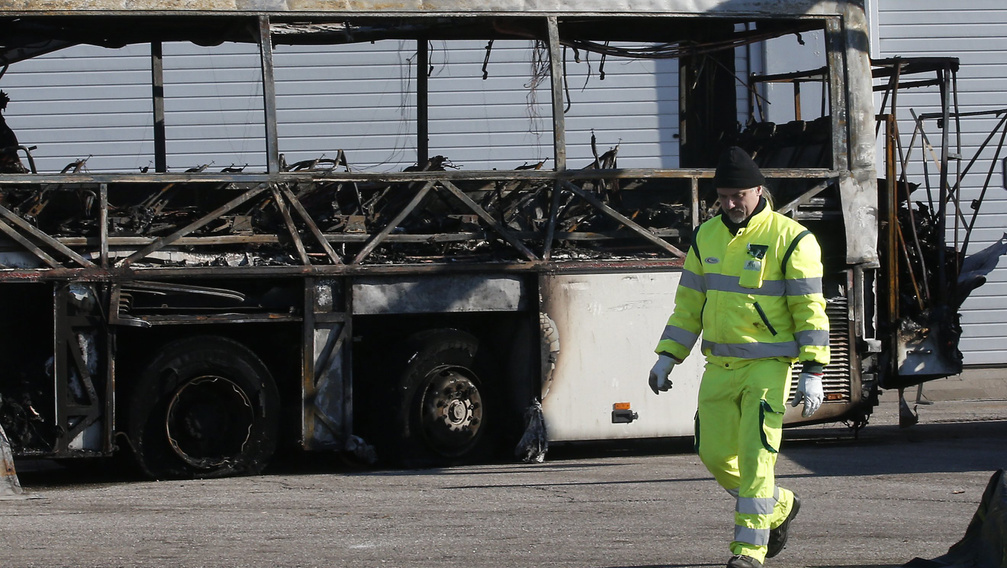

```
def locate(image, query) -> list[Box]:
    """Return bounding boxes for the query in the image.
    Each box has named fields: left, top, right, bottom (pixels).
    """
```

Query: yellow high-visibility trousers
left=695, top=357, right=797, bottom=563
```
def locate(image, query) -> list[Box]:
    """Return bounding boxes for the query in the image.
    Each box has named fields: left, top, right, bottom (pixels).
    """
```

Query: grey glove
left=792, top=371, right=824, bottom=417
left=648, top=354, right=676, bottom=395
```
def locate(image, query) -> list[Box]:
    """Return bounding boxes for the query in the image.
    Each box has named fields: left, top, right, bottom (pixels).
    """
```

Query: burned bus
left=0, top=0, right=996, bottom=478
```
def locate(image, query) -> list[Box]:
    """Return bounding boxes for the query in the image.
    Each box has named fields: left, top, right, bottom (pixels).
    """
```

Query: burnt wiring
left=562, top=46, right=571, bottom=112
left=563, top=27, right=809, bottom=60
left=427, top=39, right=436, bottom=77
left=564, top=39, right=694, bottom=59
left=356, top=38, right=414, bottom=171
left=482, top=39, right=493, bottom=80
left=525, top=40, right=550, bottom=136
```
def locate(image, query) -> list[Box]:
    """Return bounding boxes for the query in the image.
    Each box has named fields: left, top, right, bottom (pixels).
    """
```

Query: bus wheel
left=127, top=336, right=280, bottom=479
left=393, top=329, right=490, bottom=466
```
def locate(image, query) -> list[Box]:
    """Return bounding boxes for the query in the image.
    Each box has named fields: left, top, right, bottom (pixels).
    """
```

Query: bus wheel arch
left=127, top=335, right=280, bottom=479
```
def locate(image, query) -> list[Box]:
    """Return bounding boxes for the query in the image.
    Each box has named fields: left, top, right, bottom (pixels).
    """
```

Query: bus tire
left=127, top=335, right=280, bottom=479
left=391, top=329, right=492, bottom=467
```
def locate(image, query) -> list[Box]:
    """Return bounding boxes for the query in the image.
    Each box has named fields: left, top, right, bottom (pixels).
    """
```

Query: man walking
left=648, top=146, right=829, bottom=568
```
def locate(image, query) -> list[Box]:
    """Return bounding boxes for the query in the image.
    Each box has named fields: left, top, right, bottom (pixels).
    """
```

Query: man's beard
left=726, top=209, right=747, bottom=223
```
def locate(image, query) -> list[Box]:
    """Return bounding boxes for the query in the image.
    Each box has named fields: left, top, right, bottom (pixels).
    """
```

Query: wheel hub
left=443, top=396, right=473, bottom=430
left=418, top=367, right=484, bottom=456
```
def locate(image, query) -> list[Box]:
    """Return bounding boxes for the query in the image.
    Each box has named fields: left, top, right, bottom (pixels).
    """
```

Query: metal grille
left=789, top=297, right=852, bottom=402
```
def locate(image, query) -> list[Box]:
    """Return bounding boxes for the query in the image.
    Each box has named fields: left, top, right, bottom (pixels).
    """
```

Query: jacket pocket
left=759, top=399, right=784, bottom=453
left=738, top=257, right=766, bottom=289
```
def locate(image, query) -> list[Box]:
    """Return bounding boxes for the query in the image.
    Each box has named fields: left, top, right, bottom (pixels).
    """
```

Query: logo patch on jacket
left=705, top=257, right=720, bottom=265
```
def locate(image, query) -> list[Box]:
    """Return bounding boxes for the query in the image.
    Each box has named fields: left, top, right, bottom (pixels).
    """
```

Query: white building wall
left=872, top=0, right=1007, bottom=366
left=0, top=44, right=157, bottom=173
left=0, top=39, right=679, bottom=175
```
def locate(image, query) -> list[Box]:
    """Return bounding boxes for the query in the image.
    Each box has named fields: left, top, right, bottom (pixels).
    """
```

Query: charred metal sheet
left=352, top=274, right=526, bottom=314
left=831, top=6, right=879, bottom=266
left=895, top=312, right=963, bottom=381
left=305, top=322, right=349, bottom=449
left=51, top=283, right=104, bottom=455
left=872, top=61, right=1007, bottom=389
left=0, top=1, right=852, bottom=16
left=838, top=171, right=879, bottom=265
left=118, top=280, right=247, bottom=301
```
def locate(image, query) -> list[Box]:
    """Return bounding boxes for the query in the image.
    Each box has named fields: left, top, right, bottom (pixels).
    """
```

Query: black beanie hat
left=714, top=146, right=765, bottom=188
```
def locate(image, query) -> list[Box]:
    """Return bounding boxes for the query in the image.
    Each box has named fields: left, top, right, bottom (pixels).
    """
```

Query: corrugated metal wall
left=0, top=39, right=679, bottom=175
left=0, top=44, right=157, bottom=173
left=873, top=0, right=1007, bottom=366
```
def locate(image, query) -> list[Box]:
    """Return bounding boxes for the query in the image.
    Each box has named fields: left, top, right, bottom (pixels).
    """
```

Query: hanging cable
left=562, top=45, right=572, bottom=113
left=599, top=41, right=608, bottom=80
left=481, top=39, right=494, bottom=80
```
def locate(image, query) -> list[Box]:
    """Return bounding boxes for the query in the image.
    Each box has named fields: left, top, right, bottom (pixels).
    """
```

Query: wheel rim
left=165, top=375, right=255, bottom=469
left=417, top=366, right=484, bottom=457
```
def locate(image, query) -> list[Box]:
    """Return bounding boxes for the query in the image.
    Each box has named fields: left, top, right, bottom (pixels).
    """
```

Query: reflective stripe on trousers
left=695, top=358, right=794, bottom=563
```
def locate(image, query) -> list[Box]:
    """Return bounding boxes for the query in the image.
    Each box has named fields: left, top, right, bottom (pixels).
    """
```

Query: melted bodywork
left=0, top=1, right=995, bottom=468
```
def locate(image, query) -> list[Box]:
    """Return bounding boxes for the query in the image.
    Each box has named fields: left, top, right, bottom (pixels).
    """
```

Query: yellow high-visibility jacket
left=656, top=204, right=830, bottom=367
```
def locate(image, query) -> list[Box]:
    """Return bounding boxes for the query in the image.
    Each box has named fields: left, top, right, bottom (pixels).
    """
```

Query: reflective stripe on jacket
left=656, top=205, right=830, bottom=366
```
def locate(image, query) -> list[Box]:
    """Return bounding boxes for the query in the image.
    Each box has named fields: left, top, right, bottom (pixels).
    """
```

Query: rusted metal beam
left=547, top=16, right=567, bottom=172
left=271, top=185, right=311, bottom=265
left=279, top=185, right=343, bottom=265
left=776, top=179, right=834, bottom=216
left=151, top=41, right=167, bottom=173
left=352, top=181, right=435, bottom=264
left=417, top=38, right=429, bottom=166
left=117, top=184, right=269, bottom=267
left=690, top=177, right=699, bottom=228
left=0, top=218, right=60, bottom=267
left=0, top=203, right=95, bottom=268
left=437, top=180, right=538, bottom=261
left=112, top=313, right=302, bottom=326
left=542, top=181, right=563, bottom=261
left=99, top=183, right=109, bottom=268
left=0, top=167, right=836, bottom=187
left=259, top=15, right=280, bottom=174
left=560, top=180, right=686, bottom=258
left=63, top=318, right=102, bottom=442
left=0, top=0, right=851, bottom=14
left=53, top=284, right=69, bottom=453
left=0, top=257, right=687, bottom=284
left=825, top=18, right=848, bottom=171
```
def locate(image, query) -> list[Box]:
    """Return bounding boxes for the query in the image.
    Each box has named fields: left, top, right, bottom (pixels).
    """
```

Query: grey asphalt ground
left=1, top=371, right=1006, bottom=568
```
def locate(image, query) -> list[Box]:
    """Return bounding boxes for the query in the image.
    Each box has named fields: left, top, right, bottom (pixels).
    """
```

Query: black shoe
left=726, top=555, right=763, bottom=568
left=767, top=493, right=801, bottom=558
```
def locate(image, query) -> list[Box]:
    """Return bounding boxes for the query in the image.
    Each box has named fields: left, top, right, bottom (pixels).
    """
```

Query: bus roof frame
left=0, top=0, right=861, bottom=17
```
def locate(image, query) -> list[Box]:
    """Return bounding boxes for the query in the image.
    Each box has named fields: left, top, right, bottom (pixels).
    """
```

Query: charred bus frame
left=0, top=1, right=987, bottom=478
